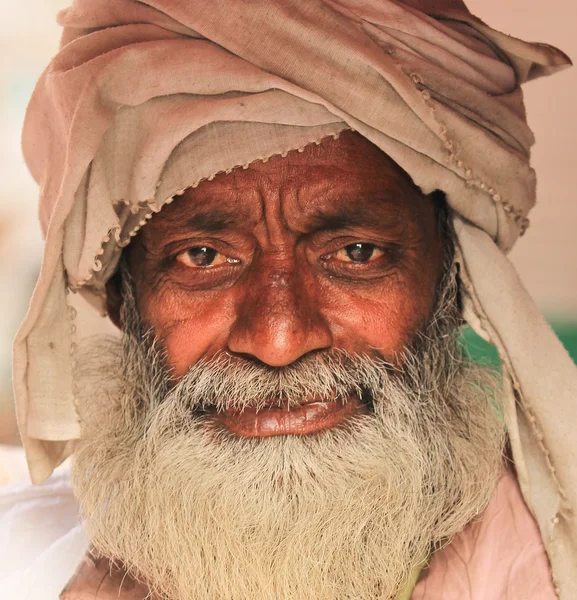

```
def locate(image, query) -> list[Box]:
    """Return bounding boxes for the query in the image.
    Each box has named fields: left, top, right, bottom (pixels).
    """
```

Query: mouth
left=204, top=392, right=371, bottom=437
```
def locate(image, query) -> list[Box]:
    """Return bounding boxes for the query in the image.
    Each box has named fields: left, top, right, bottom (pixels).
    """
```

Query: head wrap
left=17, top=0, right=576, bottom=595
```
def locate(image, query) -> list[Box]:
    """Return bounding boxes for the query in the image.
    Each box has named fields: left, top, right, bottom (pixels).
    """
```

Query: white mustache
left=165, top=349, right=393, bottom=414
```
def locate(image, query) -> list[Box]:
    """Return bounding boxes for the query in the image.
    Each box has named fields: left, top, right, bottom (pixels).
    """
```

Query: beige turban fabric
left=16, top=0, right=576, bottom=596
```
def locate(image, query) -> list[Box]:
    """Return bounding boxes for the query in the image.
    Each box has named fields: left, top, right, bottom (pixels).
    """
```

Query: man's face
left=125, top=131, right=444, bottom=436
left=79, top=131, right=503, bottom=600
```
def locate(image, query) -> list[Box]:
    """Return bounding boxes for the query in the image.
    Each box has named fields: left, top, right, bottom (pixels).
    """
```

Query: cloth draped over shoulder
left=16, top=0, right=576, bottom=596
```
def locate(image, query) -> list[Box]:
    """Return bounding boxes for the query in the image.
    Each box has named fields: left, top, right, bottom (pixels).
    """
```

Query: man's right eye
left=176, top=246, right=240, bottom=268
left=333, top=243, right=385, bottom=263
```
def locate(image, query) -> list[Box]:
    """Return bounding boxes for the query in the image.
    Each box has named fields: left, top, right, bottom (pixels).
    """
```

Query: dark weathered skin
left=107, top=130, right=444, bottom=437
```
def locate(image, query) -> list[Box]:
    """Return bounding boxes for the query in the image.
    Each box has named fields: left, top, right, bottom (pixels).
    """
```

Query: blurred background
left=0, top=0, right=575, bottom=485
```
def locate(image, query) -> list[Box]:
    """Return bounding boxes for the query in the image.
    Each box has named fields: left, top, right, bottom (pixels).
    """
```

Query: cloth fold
left=16, top=0, right=575, bottom=595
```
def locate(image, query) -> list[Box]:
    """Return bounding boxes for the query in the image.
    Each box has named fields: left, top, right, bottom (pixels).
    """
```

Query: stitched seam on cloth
left=65, top=289, right=83, bottom=438
left=510, top=381, right=570, bottom=510
left=66, top=285, right=97, bottom=456
left=510, top=385, right=564, bottom=600
left=384, top=46, right=530, bottom=235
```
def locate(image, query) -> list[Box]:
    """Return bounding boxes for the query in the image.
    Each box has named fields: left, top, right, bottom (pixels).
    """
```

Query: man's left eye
left=333, top=243, right=385, bottom=263
left=176, top=246, right=239, bottom=268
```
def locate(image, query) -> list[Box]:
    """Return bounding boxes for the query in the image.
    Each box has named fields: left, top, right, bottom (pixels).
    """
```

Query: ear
left=105, top=270, right=123, bottom=330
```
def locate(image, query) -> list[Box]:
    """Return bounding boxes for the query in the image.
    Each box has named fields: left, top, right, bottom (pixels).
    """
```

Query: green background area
left=460, top=320, right=577, bottom=367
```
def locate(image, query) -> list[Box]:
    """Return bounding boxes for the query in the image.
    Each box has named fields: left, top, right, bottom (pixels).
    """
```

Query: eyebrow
left=162, top=208, right=241, bottom=234
left=187, top=211, right=238, bottom=232
left=306, top=200, right=404, bottom=233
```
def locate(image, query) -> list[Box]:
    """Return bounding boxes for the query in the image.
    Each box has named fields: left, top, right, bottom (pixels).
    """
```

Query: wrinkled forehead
left=135, top=131, right=437, bottom=243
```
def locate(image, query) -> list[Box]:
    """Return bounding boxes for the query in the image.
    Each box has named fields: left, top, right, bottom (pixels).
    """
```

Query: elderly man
left=1, top=0, right=576, bottom=598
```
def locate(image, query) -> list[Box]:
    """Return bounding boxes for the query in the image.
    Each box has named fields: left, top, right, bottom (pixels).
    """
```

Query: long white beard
left=71, top=274, right=505, bottom=600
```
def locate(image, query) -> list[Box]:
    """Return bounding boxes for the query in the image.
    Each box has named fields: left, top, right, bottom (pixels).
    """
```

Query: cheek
left=138, top=287, right=236, bottom=378
left=320, top=274, right=437, bottom=363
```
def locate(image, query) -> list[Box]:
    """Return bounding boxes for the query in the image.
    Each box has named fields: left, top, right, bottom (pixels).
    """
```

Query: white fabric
left=0, top=471, right=87, bottom=600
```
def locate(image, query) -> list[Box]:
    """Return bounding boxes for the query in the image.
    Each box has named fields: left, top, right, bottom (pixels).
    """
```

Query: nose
left=227, top=258, right=333, bottom=366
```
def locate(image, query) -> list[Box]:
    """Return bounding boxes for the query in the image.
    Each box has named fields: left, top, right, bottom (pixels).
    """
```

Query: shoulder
left=412, top=468, right=557, bottom=599
left=0, top=471, right=87, bottom=600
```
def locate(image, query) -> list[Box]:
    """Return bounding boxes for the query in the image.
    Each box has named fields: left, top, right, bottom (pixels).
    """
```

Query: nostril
left=225, top=351, right=274, bottom=369
left=226, top=348, right=332, bottom=370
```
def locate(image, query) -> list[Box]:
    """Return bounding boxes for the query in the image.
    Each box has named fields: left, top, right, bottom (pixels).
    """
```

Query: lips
left=208, top=394, right=368, bottom=437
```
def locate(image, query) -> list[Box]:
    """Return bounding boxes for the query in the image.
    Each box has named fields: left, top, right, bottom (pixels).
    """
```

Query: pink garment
left=412, top=468, right=557, bottom=599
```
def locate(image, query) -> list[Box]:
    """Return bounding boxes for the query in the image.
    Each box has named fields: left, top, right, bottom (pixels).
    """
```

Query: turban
left=16, top=0, right=577, bottom=595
